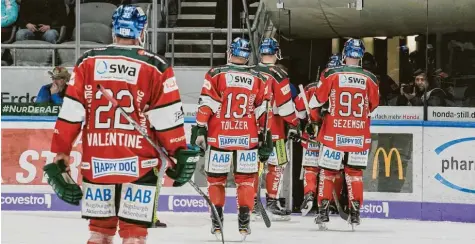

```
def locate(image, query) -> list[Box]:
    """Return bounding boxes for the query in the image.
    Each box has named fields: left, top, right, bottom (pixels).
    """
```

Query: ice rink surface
left=2, top=211, right=475, bottom=244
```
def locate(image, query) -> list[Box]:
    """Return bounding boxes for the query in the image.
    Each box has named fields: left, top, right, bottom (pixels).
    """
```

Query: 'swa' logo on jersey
left=94, top=59, right=141, bottom=84
left=338, top=74, right=366, bottom=90
left=225, top=73, right=254, bottom=90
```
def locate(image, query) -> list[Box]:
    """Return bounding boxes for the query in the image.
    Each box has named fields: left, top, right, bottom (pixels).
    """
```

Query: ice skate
left=154, top=219, right=167, bottom=228
left=348, top=200, right=361, bottom=231
left=211, top=206, right=224, bottom=240
left=314, top=199, right=330, bottom=231
left=300, top=192, right=314, bottom=216
left=238, top=206, right=251, bottom=241
left=266, top=195, right=291, bottom=221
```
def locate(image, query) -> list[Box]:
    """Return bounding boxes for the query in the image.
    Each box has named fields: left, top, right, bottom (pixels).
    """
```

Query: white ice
left=2, top=211, right=475, bottom=244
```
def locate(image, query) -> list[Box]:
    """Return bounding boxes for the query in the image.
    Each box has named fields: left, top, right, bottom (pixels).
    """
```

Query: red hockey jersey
left=254, top=63, right=298, bottom=141
left=51, top=45, right=187, bottom=184
left=195, top=64, right=271, bottom=150
left=310, top=66, right=379, bottom=152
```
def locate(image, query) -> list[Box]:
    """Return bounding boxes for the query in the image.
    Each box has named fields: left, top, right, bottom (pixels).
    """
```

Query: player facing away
left=252, top=37, right=299, bottom=221
left=191, top=37, right=273, bottom=239
left=44, top=5, right=199, bottom=244
left=309, top=38, right=379, bottom=229
left=295, top=54, right=344, bottom=216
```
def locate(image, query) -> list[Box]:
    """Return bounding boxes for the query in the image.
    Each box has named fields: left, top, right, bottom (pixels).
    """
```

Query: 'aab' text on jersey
left=309, top=66, right=379, bottom=152
left=50, top=45, right=187, bottom=184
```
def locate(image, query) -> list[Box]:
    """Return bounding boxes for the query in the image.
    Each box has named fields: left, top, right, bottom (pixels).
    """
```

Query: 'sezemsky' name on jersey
left=221, top=121, right=248, bottom=130
left=333, top=119, right=366, bottom=129
left=87, top=132, right=144, bottom=149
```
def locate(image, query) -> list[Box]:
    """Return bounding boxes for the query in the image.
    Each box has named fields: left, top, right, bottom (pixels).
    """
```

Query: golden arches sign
left=372, top=148, right=404, bottom=180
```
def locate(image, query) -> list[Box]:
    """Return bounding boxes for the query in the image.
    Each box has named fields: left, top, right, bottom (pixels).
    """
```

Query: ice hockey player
left=309, top=38, right=379, bottom=229
left=43, top=5, right=199, bottom=244
left=295, top=53, right=344, bottom=216
left=252, top=37, right=299, bottom=221
left=191, top=37, right=273, bottom=239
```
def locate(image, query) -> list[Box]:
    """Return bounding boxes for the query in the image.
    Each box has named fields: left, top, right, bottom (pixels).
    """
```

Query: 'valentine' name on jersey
left=87, top=132, right=144, bottom=149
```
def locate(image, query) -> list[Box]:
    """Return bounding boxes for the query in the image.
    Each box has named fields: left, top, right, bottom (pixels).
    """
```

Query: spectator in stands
left=1, top=0, right=19, bottom=43
left=16, top=0, right=67, bottom=44
left=362, top=52, right=399, bottom=105
left=35, top=67, right=70, bottom=105
left=397, top=70, right=449, bottom=106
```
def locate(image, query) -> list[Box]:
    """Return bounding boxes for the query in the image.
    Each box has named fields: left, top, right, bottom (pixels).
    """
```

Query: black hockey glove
left=287, top=122, right=301, bottom=139
left=166, top=148, right=200, bottom=187
left=43, top=160, right=83, bottom=206
left=304, top=122, right=319, bottom=139
left=258, top=129, right=273, bottom=163
left=190, top=125, right=207, bottom=156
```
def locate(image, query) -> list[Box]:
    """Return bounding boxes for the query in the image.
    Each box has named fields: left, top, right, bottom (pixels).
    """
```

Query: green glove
left=43, top=160, right=83, bottom=206
left=258, top=130, right=273, bottom=162
left=166, top=148, right=200, bottom=187
left=190, top=125, right=207, bottom=155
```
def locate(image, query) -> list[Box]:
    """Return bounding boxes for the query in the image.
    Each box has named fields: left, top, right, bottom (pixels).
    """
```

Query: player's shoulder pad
left=206, top=64, right=230, bottom=77
left=268, top=65, right=288, bottom=82
left=322, top=66, right=341, bottom=78
left=248, top=67, right=267, bottom=81
left=75, top=48, right=97, bottom=67
left=361, top=68, right=379, bottom=85
left=135, top=49, right=170, bottom=73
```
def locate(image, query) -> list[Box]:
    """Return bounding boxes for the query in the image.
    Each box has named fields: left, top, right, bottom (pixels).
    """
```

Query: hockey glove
left=43, top=159, right=83, bottom=206
left=190, top=125, right=207, bottom=155
left=287, top=122, right=301, bottom=139
left=258, top=129, right=273, bottom=163
left=304, top=122, right=319, bottom=139
left=166, top=148, right=200, bottom=187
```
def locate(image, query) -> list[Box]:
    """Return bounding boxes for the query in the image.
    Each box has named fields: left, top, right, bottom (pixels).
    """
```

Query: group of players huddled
left=42, top=5, right=379, bottom=244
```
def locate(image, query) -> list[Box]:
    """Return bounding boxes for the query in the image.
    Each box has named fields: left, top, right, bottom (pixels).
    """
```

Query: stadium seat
left=78, top=2, right=117, bottom=27
left=11, top=40, right=53, bottom=66
left=72, top=23, right=113, bottom=44
left=58, top=40, right=101, bottom=66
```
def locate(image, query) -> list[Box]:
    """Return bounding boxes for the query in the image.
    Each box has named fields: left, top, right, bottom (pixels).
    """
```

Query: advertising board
left=423, top=127, right=475, bottom=204
left=428, top=107, right=475, bottom=122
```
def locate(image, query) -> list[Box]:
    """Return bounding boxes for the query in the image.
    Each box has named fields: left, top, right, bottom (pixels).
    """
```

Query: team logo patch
left=94, top=59, right=141, bottom=84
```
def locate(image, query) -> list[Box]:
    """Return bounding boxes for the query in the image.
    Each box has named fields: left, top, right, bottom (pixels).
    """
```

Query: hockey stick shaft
left=97, top=85, right=225, bottom=241
left=298, top=84, right=312, bottom=124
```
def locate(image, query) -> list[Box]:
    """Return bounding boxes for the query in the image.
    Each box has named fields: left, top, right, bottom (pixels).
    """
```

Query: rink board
left=2, top=108, right=475, bottom=223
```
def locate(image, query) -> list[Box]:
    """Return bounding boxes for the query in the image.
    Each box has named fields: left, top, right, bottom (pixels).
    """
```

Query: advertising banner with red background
left=1, top=128, right=175, bottom=187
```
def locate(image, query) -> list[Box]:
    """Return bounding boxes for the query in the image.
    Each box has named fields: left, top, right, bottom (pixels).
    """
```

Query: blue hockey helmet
left=342, top=38, right=365, bottom=60
left=259, top=37, right=282, bottom=59
left=112, top=5, right=148, bottom=46
left=327, top=53, right=342, bottom=68
left=229, top=37, right=251, bottom=60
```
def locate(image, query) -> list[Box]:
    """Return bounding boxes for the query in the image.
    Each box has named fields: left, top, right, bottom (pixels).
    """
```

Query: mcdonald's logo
left=372, top=148, right=404, bottom=180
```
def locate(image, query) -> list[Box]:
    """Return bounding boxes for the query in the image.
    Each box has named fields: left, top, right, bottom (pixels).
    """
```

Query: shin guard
left=265, top=165, right=281, bottom=199
left=344, top=166, right=364, bottom=206
left=207, top=175, right=227, bottom=207
left=303, top=166, right=319, bottom=196
left=235, top=173, right=256, bottom=211
left=317, top=168, right=338, bottom=206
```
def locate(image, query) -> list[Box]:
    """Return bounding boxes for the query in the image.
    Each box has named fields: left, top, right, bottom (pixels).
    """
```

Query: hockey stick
left=240, top=0, right=271, bottom=228
left=97, top=85, right=225, bottom=243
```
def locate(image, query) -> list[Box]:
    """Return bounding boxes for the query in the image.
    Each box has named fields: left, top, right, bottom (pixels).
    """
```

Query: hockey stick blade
left=96, top=85, right=224, bottom=238
left=256, top=169, right=271, bottom=228
left=332, top=189, right=349, bottom=221
left=188, top=180, right=225, bottom=244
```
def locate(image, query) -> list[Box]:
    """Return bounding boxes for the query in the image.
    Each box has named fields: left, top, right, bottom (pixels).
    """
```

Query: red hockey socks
left=317, top=168, right=339, bottom=206
left=344, top=166, right=364, bottom=205
left=235, top=173, right=256, bottom=211
left=303, top=166, right=319, bottom=196
left=265, top=165, right=282, bottom=199
left=118, top=220, right=147, bottom=239
left=207, top=176, right=227, bottom=207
